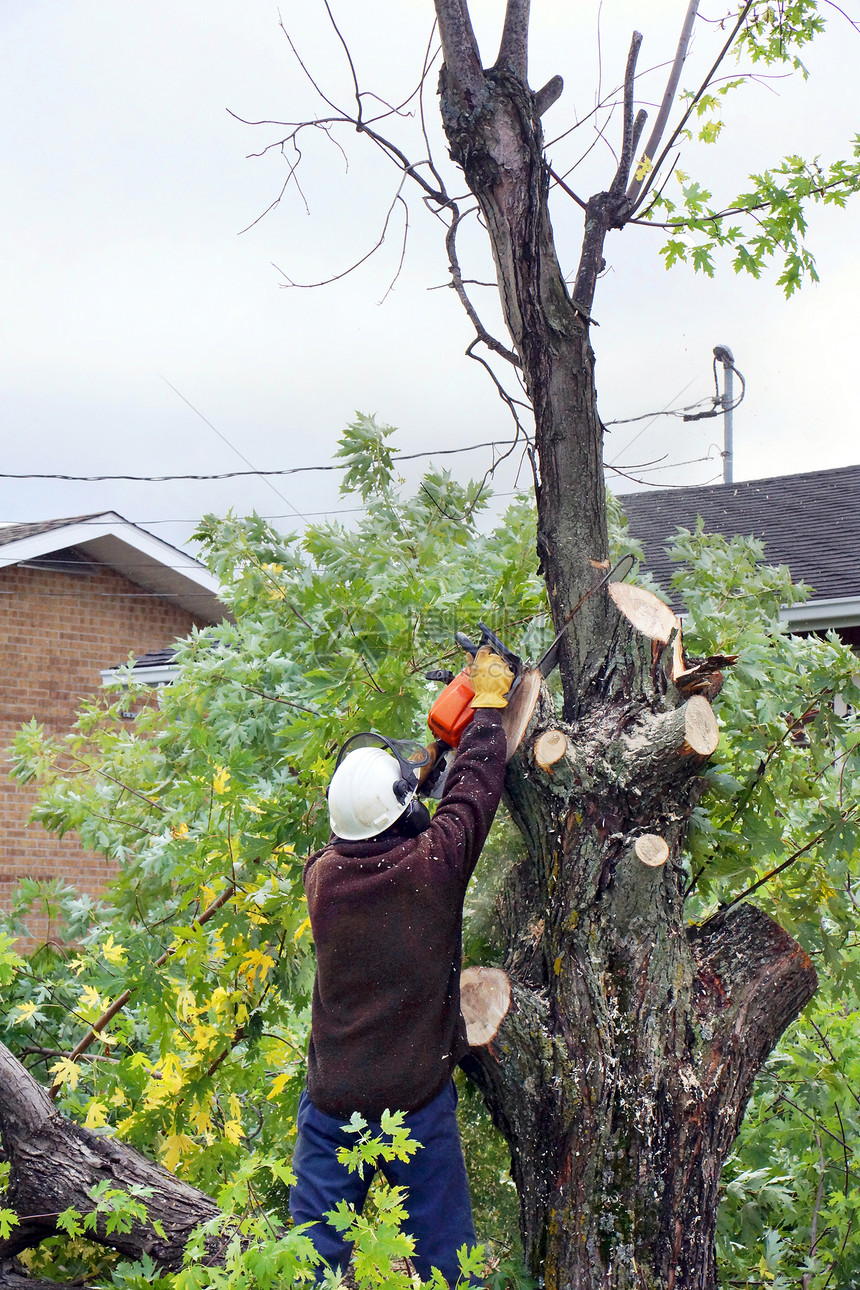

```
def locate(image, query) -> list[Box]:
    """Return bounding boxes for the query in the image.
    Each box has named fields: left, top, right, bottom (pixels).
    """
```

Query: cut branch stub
left=460, top=966, right=511, bottom=1046
left=533, top=728, right=568, bottom=772
left=501, top=667, right=542, bottom=760
left=681, top=694, right=719, bottom=759
left=608, top=580, right=685, bottom=678
left=622, top=694, right=719, bottom=788
left=634, top=834, right=670, bottom=868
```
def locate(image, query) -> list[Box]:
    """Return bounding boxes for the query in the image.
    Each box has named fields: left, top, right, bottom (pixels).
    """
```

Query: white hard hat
left=328, top=746, right=415, bottom=840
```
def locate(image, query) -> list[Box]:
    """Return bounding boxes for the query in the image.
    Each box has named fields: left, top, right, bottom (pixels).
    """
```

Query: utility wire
left=0, top=439, right=520, bottom=482
left=158, top=376, right=307, bottom=522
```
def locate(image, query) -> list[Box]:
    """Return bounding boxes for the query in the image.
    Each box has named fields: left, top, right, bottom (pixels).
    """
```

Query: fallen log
left=0, top=1042, right=225, bottom=1272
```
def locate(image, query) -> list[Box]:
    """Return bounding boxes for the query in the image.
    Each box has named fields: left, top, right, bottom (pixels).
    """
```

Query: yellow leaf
left=223, top=1119, right=243, bottom=1145
left=267, top=1071, right=292, bottom=1101
left=162, top=1132, right=195, bottom=1172
left=176, top=986, right=197, bottom=1019
left=634, top=154, right=653, bottom=183
left=212, top=766, right=231, bottom=795
left=171, top=822, right=190, bottom=839
left=238, top=948, right=275, bottom=990
left=49, top=1057, right=80, bottom=1091
left=191, top=1021, right=216, bottom=1049
left=190, top=1103, right=213, bottom=1135
left=209, top=986, right=231, bottom=1016
left=293, top=917, right=312, bottom=944
left=84, top=1100, right=109, bottom=1130
left=13, top=1001, right=38, bottom=1023
left=78, top=985, right=104, bottom=1017
left=102, top=935, right=127, bottom=966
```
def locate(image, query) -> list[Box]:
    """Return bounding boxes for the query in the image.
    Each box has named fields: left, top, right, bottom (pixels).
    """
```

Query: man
left=290, top=646, right=513, bottom=1285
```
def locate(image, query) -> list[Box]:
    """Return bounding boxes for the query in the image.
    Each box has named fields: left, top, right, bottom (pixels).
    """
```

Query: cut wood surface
left=609, top=581, right=685, bottom=677
left=502, top=668, right=542, bottom=760
left=534, top=728, right=569, bottom=771
left=634, top=834, right=670, bottom=868
left=460, top=966, right=511, bottom=1047
left=682, top=695, right=719, bottom=758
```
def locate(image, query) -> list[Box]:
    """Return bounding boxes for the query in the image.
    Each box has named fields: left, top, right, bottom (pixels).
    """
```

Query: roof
left=101, top=647, right=180, bottom=687
left=0, top=512, right=228, bottom=625
left=620, top=464, right=860, bottom=634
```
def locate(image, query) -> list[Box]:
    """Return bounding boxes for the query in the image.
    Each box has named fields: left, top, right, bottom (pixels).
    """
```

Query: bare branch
left=632, top=0, right=755, bottom=213
left=465, top=340, right=531, bottom=419
left=445, top=213, right=521, bottom=366
left=610, top=30, right=643, bottom=196
left=321, top=0, right=363, bottom=122
left=417, top=21, right=449, bottom=199
left=627, top=0, right=700, bottom=205
left=272, top=180, right=408, bottom=290
left=377, top=193, right=410, bottom=304
left=277, top=12, right=344, bottom=118
left=547, top=165, right=587, bottom=211
left=496, top=0, right=531, bottom=80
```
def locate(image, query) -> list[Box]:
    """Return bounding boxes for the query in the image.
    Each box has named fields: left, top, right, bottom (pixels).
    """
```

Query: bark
left=0, top=1042, right=226, bottom=1271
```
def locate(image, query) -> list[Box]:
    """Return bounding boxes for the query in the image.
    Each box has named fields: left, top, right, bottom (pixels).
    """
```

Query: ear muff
left=398, top=798, right=432, bottom=837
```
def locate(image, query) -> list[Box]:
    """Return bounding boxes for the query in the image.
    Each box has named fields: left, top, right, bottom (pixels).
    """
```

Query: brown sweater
left=303, top=709, right=507, bottom=1119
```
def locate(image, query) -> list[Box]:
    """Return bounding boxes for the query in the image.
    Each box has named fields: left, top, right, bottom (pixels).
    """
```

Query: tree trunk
left=0, top=1042, right=227, bottom=1272
left=464, top=658, right=817, bottom=1287
left=432, top=6, right=818, bottom=1284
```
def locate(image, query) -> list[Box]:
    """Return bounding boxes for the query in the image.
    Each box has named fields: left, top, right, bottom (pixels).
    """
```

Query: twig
left=49, top=885, right=237, bottom=1098
left=321, top=0, right=362, bottom=125
left=272, top=181, right=408, bottom=290
left=719, top=805, right=860, bottom=911
left=627, top=0, right=700, bottom=205
left=632, top=0, right=755, bottom=212
left=445, top=212, right=521, bottom=365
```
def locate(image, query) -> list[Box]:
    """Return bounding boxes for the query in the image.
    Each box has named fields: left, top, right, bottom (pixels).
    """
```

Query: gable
left=0, top=512, right=227, bottom=625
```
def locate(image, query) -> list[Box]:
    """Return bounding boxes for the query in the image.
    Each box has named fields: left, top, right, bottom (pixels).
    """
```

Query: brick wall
left=0, top=556, right=207, bottom=945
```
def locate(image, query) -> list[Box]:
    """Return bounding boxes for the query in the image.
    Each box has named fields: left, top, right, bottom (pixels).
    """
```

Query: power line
left=0, top=440, right=519, bottom=483
left=158, top=375, right=308, bottom=523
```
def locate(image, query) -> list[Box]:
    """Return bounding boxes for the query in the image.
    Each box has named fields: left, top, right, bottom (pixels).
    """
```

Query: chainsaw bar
left=536, top=552, right=636, bottom=677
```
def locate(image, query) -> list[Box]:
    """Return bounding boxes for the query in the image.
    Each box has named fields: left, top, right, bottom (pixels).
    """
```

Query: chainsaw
left=418, top=554, right=635, bottom=795
left=426, top=622, right=522, bottom=749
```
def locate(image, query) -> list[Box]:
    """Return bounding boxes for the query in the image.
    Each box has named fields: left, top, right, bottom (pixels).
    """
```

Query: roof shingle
left=620, top=463, right=860, bottom=603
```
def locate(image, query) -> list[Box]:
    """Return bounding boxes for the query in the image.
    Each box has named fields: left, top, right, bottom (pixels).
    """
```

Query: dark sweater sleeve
left=424, top=708, right=507, bottom=883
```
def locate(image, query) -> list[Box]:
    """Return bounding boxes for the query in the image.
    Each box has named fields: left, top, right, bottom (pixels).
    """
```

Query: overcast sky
left=3, top=1, right=859, bottom=555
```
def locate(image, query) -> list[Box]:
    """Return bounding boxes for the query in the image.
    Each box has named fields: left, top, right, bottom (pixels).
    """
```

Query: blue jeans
left=289, top=1080, right=478, bottom=1286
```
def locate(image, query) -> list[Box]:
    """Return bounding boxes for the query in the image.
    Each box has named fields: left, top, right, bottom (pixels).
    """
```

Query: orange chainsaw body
left=427, top=668, right=475, bottom=747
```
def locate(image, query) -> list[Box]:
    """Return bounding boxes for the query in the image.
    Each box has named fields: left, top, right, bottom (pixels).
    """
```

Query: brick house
left=0, top=513, right=227, bottom=941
